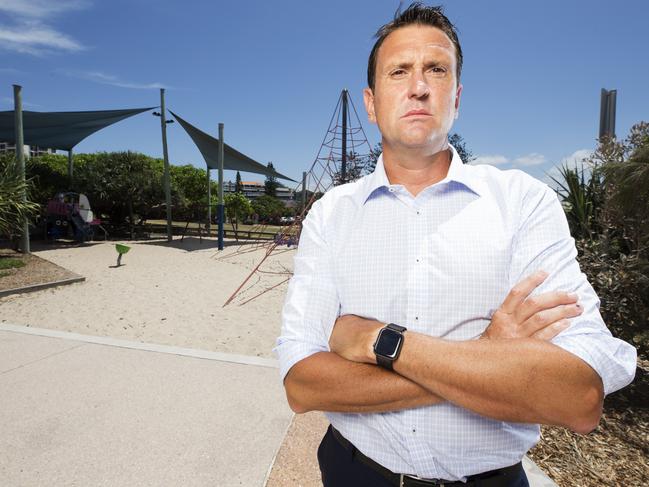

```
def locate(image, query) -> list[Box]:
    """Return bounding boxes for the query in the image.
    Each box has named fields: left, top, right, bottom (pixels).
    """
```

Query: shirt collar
left=359, top=143, right=485, bottom=205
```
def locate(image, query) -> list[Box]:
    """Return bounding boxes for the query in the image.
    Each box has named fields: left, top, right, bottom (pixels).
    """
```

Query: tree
left=235, top=171, right=243, bottom=193
left=75, top=151, right=165, bottom=237
left=27, top=153, right=71, bottom=204
left=169, top=164, right=211, bottom=219
left=252, top=194, right=285, bottom=223
left=224, top=192, right=252, bottom=237
left=0, top=155, right=40, bottom=242
left=364, top=142, right=382, bottom=175
left=264, top=162, right=279, bottom=197
left=334, top=151, right=365, bottom=185
left=448, top=133, right=474, bottom=163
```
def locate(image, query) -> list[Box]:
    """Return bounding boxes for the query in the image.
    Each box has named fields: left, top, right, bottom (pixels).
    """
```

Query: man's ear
left=454, top=83, right=463, bottom=119
left=363, top=87, right=376, bottom=123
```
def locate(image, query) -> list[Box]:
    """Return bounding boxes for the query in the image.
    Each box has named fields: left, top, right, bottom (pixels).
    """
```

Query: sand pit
left=0, top=238, right=295, bottom=359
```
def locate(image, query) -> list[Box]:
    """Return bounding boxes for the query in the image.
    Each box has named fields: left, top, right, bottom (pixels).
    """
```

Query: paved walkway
left=0, top=323, right=556, bottom=486
left=0, top=324, right=292, bottom=487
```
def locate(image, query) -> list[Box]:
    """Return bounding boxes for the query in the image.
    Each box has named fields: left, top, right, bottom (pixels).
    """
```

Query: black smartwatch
left=373, top=323, right=407, bottom=370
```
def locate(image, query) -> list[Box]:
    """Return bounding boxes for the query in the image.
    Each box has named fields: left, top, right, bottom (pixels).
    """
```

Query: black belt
left=330, top=426, right=524, bottom=487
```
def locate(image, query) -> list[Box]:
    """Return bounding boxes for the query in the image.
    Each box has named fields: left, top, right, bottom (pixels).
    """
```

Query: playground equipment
left=115, top=244, right=130, bottom=266
left=46, top=192, right=105, bottom=242
left=222, top=89, right=372, bottom=306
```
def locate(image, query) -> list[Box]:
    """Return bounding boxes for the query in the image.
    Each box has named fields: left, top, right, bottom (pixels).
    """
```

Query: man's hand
left=482, top=270, right=583, bottom=340
left=328, top=314, right=382, bottom=364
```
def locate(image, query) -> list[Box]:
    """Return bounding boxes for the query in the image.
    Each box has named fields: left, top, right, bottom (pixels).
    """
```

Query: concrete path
left=0, top=323, right=556, bottom=487
left=0, top=324, right=292, bottom=487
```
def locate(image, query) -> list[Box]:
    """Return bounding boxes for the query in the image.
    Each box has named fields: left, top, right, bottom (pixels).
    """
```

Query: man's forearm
left=284, top=351, right=444, bottom=414
left=394, top=334, right=603, bottom=433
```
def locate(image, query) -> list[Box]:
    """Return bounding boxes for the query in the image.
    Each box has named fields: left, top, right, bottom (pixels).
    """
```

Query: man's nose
left=408, top=73, right=429, bottom=99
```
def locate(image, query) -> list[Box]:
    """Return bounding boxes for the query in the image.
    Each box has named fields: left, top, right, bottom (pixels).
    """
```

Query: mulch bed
left=0, top=248, right=80, bottom=293
left=529, top=358, right=649, bottom=486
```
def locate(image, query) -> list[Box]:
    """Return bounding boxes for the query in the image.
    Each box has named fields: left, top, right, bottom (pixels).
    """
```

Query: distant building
left=0, top=141, right=55, bottom=158
left=223, top=180, right=295, bottom=204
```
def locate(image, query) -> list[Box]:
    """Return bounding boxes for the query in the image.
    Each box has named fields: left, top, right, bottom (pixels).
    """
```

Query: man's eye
left=390, top=69, right=406, bottom=77
left=428, top=66, right=446, bottom=74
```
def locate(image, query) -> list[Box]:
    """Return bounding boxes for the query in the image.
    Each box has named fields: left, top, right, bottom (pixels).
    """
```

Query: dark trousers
left=318, top=426, right=530, bottom=487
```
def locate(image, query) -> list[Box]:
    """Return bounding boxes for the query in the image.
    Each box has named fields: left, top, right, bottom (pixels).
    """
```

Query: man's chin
left=393, top=136, right=447, bottom=151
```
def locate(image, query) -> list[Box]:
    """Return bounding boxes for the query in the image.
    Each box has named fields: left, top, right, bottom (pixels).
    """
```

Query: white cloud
left=0, top=0, right=89, bottom=18
left=512, top=152, right=546, bottom=167
left=0, top=22, right=84, bottom=54
left=60, top=70, right=170, bottom=90
left=544, top=149, right=593, bottom=188
left=473, top=154, right=509, bottom=166
left=0, top=0, right=88, bottom=55
left=559, top=149, right=593, bottom=170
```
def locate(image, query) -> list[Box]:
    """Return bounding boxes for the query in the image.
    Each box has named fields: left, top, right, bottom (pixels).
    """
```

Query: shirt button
left=415, top=316, right=419, bottom=321
left=416, top=211, right=420, bottom=215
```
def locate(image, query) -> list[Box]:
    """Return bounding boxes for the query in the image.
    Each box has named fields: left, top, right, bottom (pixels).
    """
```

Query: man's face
left=364, top=24, right=462, bottom=151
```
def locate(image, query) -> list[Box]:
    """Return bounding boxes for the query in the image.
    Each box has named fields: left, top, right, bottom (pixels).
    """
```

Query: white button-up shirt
left=275, top=146, right=636, bottom=481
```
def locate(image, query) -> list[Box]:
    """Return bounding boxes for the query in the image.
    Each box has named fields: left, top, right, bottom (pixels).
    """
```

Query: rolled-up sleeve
left=509, top=181, right=637, bottom=395
left=274, top=197, right=340, bottom=381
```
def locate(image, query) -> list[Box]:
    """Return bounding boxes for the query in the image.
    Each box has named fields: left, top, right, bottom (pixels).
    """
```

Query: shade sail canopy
left=170, top=110, right=295, bottom=182
left=0, top=107, right=154, bottom=151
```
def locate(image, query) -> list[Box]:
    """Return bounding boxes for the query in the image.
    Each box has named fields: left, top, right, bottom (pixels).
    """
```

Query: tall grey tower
left=599, top=88, right=617, bottom=139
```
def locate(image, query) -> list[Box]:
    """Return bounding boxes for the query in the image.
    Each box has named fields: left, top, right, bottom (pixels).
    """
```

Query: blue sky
left=1, top=0, right=648, bottom=186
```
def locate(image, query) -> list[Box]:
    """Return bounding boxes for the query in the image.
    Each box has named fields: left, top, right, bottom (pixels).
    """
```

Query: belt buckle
left=401, top=473, right=444, bottom=486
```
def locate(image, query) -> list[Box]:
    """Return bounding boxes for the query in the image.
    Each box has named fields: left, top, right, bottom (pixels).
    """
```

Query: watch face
left=374, top=328, right=403, bottom=358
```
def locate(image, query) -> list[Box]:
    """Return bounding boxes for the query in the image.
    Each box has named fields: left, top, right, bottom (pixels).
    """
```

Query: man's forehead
left=378, top=25, right=455, bottom=63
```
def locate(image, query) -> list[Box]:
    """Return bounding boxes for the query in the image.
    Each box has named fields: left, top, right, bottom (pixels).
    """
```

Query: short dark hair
left=367, top=2, right=463, bottom=90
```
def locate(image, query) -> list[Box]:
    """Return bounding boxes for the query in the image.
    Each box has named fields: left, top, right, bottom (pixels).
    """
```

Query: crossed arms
left=285, top=272, right=603, bottom=434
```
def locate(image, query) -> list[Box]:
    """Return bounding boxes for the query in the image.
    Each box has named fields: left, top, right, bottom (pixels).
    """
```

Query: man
left=275, top=3, right=636, bottom=486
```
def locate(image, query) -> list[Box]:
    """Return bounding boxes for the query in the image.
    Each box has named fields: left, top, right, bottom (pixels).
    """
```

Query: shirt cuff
left=274, top=338, right=328, bottom=382
left=552, top=331, right=637, bottom=395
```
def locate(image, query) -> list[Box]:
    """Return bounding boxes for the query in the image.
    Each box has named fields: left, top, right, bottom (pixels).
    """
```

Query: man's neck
left=381, top=141, right=452, bottom=197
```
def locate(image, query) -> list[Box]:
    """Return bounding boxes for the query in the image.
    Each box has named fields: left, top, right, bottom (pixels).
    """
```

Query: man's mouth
left=402, top=109, right=432, bottom=118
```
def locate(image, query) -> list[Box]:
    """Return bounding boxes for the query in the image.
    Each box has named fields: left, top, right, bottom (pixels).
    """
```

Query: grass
left=0, top=258, right=25, bottom=271
left=146, top=219, right=284, bottom=234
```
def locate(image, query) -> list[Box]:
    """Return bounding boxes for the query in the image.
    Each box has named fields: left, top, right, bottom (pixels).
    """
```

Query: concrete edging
left=0, top=323, right=279, bottom=369
left=0, top=276, right=85, bottom=298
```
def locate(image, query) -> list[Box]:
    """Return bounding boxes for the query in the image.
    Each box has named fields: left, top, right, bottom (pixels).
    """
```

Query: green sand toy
left=115, top=244, right=131, bottom=266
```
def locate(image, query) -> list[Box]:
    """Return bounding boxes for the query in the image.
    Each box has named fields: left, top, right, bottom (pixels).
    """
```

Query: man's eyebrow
left=384, top=59, right=448, bottom=71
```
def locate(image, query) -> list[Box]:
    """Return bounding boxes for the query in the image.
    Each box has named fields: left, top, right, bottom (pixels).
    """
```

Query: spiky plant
left=0, top=155, right=40, bottom=240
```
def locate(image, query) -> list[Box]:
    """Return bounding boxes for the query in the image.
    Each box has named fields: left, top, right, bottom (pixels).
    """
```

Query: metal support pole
left=341, top=89, right=348, bottom=184
left=301, top=171, right=307, bottom=211
left=160, top=88, right=173, bottom=241
left=217, top=123, right=225, bottom=250
left=67, top=149, right=73, bottom=188
left=13, top=84, right=29, bottom=254
left=206, top=166, right=211, bottom=236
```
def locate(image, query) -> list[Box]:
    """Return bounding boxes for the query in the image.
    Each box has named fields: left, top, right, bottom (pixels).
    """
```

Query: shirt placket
left=402, top=192, right=440, bottom=477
